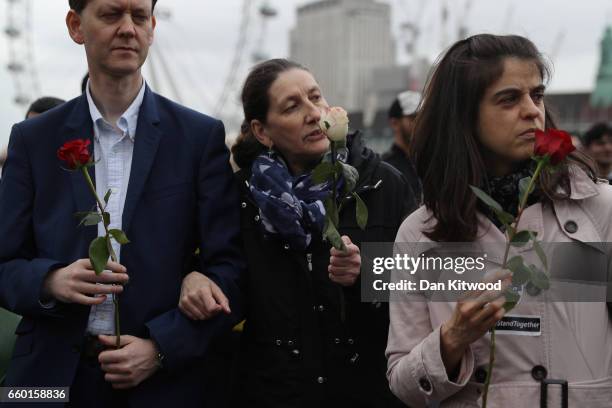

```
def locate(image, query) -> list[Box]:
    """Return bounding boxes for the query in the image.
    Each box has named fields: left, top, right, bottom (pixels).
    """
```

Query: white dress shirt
left=85, top=80, right=146, bottom=335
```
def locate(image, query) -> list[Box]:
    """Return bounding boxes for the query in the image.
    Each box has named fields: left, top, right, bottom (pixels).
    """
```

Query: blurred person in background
left=583, top=122, right=612, bottom=182
left=25, top=96, right=66, bottom=119
left=0, top=97, right=65, bottom=178
left=383, top=90, right=422, bottom=201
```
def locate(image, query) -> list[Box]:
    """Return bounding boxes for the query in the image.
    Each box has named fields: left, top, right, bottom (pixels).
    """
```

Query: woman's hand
left=440, top=270, right=512, bottom=378
left=179, top=271, right=231, bottom=320
left=328, top=235, right=361, bottom=286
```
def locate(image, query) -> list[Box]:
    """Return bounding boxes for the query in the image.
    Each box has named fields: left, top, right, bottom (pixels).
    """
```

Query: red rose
left=57, top=139, right=92, bottom=169
left=534, top=128, right=575, bottom=165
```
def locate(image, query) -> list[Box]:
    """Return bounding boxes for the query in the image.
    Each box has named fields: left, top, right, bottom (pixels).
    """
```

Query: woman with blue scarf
left=180, top=59, right=416, bottom=407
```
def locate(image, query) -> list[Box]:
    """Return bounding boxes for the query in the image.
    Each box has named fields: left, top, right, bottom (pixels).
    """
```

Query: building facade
left=290, top=0, right=394, bottom=112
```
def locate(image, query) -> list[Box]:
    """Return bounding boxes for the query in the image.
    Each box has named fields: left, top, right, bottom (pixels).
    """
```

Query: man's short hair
left=69, top=0, right=158, bottom=13
left=583, top=123, right=612, bottom=146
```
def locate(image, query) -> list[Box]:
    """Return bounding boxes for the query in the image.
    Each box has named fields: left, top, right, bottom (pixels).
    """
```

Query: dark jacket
left=233, top=132, right=416, bottom=407
left=0, top=88, right=244, bottom=407
left=382, top=143, right=422, bottom=203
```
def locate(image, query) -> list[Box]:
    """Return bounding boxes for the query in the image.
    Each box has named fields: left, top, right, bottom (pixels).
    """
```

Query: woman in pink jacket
left=386, top=33, right=612, bottom=407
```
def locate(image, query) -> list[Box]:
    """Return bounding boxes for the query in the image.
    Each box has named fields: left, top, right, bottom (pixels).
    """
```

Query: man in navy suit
left=0, top=0, right=244, bottom=406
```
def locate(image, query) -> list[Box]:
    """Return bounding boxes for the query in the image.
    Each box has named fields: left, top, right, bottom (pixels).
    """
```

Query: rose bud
left=57, top=139, right=92, bottom=170
left=319, top=106, right=349, bottom=143
left=534, top=129, right=575, bottom=165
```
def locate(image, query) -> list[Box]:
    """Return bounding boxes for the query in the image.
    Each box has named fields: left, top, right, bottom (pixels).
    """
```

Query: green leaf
left=89, top=237, right=110, bottom=275
left=341, top=162, right=358, bottom=194
left=324, top=197, right=339, bottom=227
left=506, top=256, right=531, bottom=285
left=323, top=120, right=331, bottom=130
left=334, top=160, right=344, bottom=174
left=510, top=230, right=532, bottom=247
left=532, top=237, right=548, bottom=269
left=104, top=189, right=112, bottom=204
left=353, top=193, right=368, bottom=230
left=529, top=265, right=550, bottom=290
left=312, top=162, right=336, bottom=184
left=518, top=176, right=534, bottom=204
left=503, top=301, right=518, bottom=312
left=525, top=282, right=541, bottom=296
left=470, top=186, right=502, bottom=212
left=109, top=229, right=130, bottom=245
left=102, top=212, right=111, bottom=226
left=74, top=211, right=93, bottom=219
left=494, top=209, right=514, bottom=226
left=506, top=255, right=523, bottom=271
left=80, top=213, right=102, bottom=227
left=323, top=218, right=345, bottom=251
left=503, top=287, right=521, bottom=312
left=511, top=265, right=531, bottom=286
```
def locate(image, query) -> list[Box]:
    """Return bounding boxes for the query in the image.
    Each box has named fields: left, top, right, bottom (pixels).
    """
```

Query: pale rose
left=319, top=107, right=349, bottom=142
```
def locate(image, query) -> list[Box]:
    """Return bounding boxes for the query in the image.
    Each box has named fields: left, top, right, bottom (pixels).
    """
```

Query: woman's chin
left=304, top=138, right=330, bottom=154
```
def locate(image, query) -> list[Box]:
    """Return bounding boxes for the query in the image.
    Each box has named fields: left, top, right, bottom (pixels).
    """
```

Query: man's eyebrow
left=99, top=4, right=121, bottom=13
left=131, top=5, right=149, bottom=14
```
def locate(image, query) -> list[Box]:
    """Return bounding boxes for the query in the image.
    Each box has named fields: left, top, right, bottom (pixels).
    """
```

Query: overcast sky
left=1, top=0, right=611, bottom=150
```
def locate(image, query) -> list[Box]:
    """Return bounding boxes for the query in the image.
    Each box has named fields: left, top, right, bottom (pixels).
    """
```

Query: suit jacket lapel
left=62, top=95, right=97, bottom=218
left=122, top=86, right=162, bottom=234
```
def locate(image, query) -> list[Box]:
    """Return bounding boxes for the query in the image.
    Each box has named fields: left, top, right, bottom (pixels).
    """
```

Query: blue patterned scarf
left=249, top=150, right=346, bottom=250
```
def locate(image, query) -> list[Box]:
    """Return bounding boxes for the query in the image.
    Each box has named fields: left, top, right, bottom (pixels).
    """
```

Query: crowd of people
left=0, top=1, right=611, bottom=407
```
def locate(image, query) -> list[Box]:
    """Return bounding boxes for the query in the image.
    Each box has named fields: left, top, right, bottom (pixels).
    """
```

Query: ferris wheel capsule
left=14, top=94, right=29, bottom=106
left=7, top=62, right=24, bottom=73
left=154, top=7, right=172, bottom=21
left=4, top=25, right=20, bottom=38
left=259, top=2, right=277, bottom=18
left=251, top=51, right=269, bottom=63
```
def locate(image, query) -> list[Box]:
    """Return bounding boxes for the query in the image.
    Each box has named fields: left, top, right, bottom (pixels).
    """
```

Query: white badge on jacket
left=493, top=315, right=542, bottom=336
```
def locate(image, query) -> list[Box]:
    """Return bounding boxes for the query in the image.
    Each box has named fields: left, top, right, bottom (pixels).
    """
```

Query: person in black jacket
left=382, top=91, right=422, bottom=202
left=180, top=59, right=416, bottom=407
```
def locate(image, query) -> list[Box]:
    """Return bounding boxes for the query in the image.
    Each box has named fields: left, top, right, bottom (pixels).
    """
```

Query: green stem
left=331, top=143, right=338, bottom=211
left=482, top=328, right=496, bottom=407
left=329, top=142, right=347, bottom=323
left=329, top=142, right=346, bottom=252
left=80, top=166, right=122, bottom=349
left=81, top=167, right=105, bottom=215
left=515, top=160, right=546, bottom=231
left=483, top=160, right=546, bottom=406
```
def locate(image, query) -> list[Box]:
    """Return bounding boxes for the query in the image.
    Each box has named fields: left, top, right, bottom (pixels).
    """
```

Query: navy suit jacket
left=0, top=87, right=244, bottom=406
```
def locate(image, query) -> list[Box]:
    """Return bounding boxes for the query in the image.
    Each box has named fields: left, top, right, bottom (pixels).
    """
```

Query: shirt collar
left=86, top=79, right=146, bottom=142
